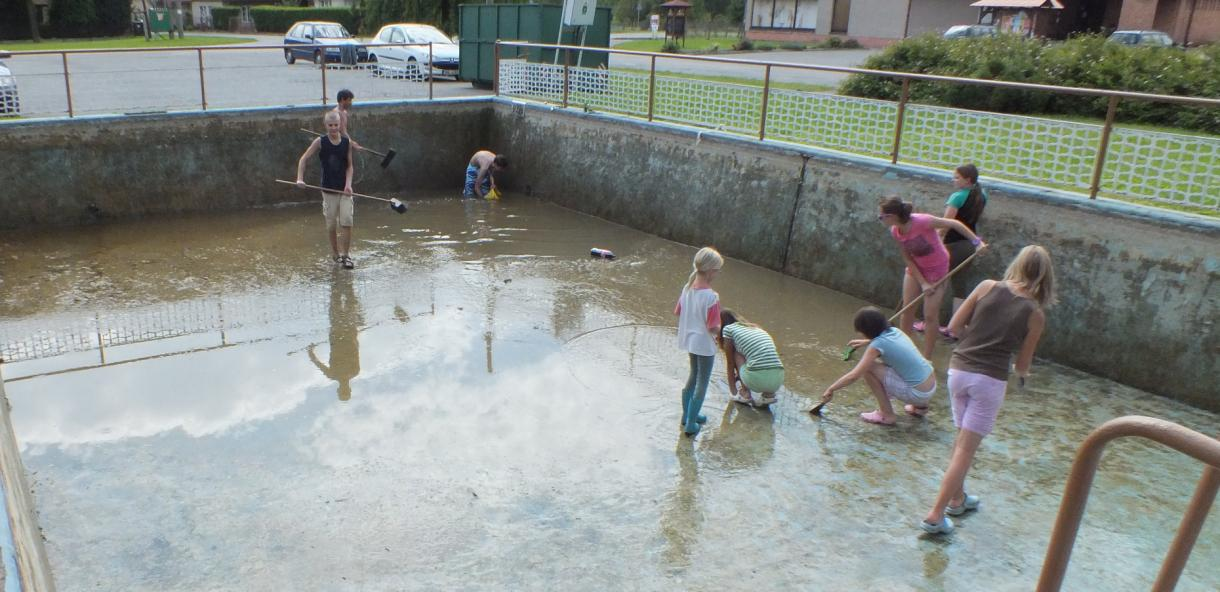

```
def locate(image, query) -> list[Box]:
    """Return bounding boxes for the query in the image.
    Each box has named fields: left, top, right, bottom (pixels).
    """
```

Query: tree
left=25, top=0, right=41, bottom=42
left=50, top=0, right=97, bottom=37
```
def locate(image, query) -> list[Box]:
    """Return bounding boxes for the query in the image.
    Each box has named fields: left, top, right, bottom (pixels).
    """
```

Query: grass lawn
left=519, top=63, right=1217, bottom=217
left=0, top=36, right=256, bottom=51
left=616, top=34, right=745, bottom=54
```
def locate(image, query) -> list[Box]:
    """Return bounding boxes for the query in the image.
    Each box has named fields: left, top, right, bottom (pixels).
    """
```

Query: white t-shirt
left=674, top=286, right=721, bottom=357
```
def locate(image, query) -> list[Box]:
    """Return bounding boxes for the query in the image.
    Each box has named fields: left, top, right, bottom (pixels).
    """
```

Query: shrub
left=661, top=39, right=681, bottom=53
left=839, top=33, right=1220, bottom=133
left=825, top=35, right=843, bottom=48
left=842, top=38, right=861, bottom=49
left=250, top=7, right=361, bottom=34
left=210, top=7, right=241, bottom=31
left=732, top=38, right=753, bottom=51
left=49, top=0, right=97, bottom=38
left=782, top=42, right=805, bottom=51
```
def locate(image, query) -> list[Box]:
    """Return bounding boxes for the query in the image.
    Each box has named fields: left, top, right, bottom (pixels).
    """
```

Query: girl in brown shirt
left=921, top=245, right=1056, bottom=535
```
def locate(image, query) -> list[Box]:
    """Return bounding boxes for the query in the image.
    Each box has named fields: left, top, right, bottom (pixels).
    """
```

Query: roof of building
left=970, top=0, right=1064, bottom=8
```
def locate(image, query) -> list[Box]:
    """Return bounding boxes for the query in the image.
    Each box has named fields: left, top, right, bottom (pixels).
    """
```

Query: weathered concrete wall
left=0, top=99, right=493, bottom=229
left=490, top=101, right=1220, bottom=410
left=489, top=102, right=803, bottom=272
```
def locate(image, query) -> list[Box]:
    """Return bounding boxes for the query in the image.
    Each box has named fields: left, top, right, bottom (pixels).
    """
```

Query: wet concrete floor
left=0, top=195, right=1217, bottom=591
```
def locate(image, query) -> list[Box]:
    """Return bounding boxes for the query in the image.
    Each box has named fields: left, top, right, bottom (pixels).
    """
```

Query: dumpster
left=459, top=3, right=611, bottom=89
left=147, top=9, right=172, bottom=36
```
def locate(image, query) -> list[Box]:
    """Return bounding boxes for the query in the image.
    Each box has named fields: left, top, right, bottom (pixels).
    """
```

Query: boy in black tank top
left=296, top=111, right=356, bottom=269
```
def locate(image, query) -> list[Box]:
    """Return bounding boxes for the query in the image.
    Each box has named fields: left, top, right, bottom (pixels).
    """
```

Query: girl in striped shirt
left=719, top=310, right=785, bottom=407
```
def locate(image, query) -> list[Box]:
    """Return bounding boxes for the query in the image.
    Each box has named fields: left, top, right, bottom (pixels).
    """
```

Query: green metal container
left=459, top=3, right=612, bottom=88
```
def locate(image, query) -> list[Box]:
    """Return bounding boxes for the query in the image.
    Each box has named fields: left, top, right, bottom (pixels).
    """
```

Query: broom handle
left=887, top=247, right=983, bottom=325
left=299, top=129, right=387, bottom=157
left=275, top=179, right=394, bottom=203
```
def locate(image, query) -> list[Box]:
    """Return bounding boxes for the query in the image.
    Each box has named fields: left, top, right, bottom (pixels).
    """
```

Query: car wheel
left=313, top=50, right=322, bottom=65
left=285, top=49, right=295, bottom=65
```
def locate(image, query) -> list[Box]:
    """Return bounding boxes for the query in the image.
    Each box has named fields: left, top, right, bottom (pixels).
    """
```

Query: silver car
left=369, top=24, right=460, bottom=80
left=0, top=51, right=18, bottom=115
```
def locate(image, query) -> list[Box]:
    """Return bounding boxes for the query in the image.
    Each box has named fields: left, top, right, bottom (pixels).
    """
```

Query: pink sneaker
left=913, top=321, right=926, bottom=332
left=939, top=326, right=958, bottom=341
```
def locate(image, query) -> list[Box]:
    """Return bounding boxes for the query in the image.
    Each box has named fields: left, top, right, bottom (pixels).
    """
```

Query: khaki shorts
left=322, top=191, right=354, bottom=229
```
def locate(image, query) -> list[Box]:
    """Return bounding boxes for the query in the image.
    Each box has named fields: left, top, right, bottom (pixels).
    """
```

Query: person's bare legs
left=900, top=271, right=921, bottom=337
left=920, top=284, right=947, bottom=358
left=339, top=225, right=352, bottom=258
left=328, top=227, right=340, bottom=259
left=861, top=361, right=897, bottom=422
left=924, top=428, right=985, bottom=524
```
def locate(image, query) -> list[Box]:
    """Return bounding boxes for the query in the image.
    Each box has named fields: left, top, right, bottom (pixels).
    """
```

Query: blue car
left=284, top=21, right=370, bottom=65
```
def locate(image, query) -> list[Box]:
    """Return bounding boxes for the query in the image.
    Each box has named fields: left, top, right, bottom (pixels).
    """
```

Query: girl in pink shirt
left=878, top=197, right=985, bottom=359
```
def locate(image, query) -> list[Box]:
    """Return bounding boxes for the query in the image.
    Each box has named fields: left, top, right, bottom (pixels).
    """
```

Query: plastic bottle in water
left=590, top=248, right=616, bottom=260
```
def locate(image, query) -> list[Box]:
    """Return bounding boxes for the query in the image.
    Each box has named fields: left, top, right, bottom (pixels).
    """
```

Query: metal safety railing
left=1036, top=416, right=1220, bottom=591
left=3, top=41, right=447, bottom=118
left=494, top=41, right=1220, bottom=212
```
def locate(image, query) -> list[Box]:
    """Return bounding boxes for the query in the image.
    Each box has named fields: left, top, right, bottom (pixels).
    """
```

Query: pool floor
left=0, top=196, right=1217, bottom=591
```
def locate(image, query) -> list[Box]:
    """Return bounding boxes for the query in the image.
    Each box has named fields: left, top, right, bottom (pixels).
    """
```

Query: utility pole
left=141, top=0, right=152, bottom=40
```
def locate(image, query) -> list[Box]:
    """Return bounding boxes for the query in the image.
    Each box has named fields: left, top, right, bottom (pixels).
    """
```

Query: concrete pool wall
left=2, top=98, right=1217, bottom=409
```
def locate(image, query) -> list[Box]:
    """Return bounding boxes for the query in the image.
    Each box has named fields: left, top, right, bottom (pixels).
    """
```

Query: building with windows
left=744, top=0, right=1219, bottom=46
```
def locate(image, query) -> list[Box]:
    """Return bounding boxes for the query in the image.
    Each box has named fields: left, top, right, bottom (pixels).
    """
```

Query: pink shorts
left=948, top=369, right=1007, bottom=436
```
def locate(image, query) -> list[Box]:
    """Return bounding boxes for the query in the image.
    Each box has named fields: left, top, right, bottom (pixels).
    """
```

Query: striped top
left=722, top=323, right=783, bottom=371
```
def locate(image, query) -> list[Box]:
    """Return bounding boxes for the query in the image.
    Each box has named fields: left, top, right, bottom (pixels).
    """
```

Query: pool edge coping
left=0, top=364, right=55, bottom=592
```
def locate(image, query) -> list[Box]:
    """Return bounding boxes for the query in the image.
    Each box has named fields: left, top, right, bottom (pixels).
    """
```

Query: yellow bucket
left=487, top=187, right=502, bottom=200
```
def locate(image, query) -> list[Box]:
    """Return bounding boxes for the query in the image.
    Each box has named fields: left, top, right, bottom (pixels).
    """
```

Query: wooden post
left=61, top=52, right=74, bottom=117
left=1088, top=96, right=1120, bottom=200
left=890, top=78, right=910, bottom=164
left=563, top=48, right=571, bottom=108
left=428, top=42, right=434, bottom=100
left=758, top=65, right=772, bottom=141
left=320, top=48, right=328, bottom=106
left=646, top=55, right=657, bottom=122
left=493, top=41, right=501, bottom=96
left=197, top=48, right=207, bottom=110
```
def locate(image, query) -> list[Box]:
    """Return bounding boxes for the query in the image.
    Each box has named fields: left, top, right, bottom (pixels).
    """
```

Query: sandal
left=341, top=255, right=354, bottom=270
left=859, top=410, right=896, bottom=426
left=920, top=516, right=954, bottom=535
left=904, top=404, right=929, bottom=417
left=946, top=494, right=980, bottom=516
left=939, top=326, right=958, bottom=341
left=754, top=394, right=777, bottom=407
left=913, top=321, right=926, bottom=333
left=730, top=393, right=754, bottom=405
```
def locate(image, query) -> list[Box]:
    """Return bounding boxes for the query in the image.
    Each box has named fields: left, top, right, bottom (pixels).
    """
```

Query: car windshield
left=1110, top=32, right=1138, bottom=44
left=407, top=27, right=452, bottom=44
left=315, top=25, right=349, bottom=38
left=945, top=26, right=969, bottom=35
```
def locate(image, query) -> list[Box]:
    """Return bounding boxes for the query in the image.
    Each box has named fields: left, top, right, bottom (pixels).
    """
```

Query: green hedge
left=250, top=7, right=360, bottom=35
left=840, top=34, right=1220, bottom=134
left=210, top=7, right=240, bottom=30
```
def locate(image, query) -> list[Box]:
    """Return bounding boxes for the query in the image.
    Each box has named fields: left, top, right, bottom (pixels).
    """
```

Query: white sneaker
left=946, top=494, right=980, bottom=516
left=920, top=516, right=955, bottom=534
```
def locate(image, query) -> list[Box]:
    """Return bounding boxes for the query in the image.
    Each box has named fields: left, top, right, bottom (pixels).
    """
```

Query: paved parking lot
left=2, top=34, right=877, bottom=119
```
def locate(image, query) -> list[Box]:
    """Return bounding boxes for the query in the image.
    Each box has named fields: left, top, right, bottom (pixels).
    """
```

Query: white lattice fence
left=499, top=59, right=1219, bottom=210
left=1104, top=129, right=1219, bottom=209
left=901, top=105, right=1102, bottom=194
left=767, top=91, right=897, bottom=159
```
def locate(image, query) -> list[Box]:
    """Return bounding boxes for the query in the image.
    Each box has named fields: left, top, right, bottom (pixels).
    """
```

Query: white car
left=369, top=24, right=459, bottom=80
left=0, top=51, right=19, bottom=115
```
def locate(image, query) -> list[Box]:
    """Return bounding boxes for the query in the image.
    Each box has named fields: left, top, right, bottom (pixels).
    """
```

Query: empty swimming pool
left=0, top=195, right=1216, bottom=591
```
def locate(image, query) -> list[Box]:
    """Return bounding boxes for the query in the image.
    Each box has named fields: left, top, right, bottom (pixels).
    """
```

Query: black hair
left=954, top=163, right=986, bottom=232
left=493, top=155, right=509, bottom=168
left=878, top=196, right=913, bottom=224
left=853, top=306, right=889, bottom=339
left=337, top=89, right=354, bottom=102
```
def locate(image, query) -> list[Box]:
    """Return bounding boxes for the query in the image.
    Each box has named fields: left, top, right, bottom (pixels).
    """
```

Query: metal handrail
left=5, top=41, right=442, bottom=56
left=493, top=41, right=1220, bottom=201
left=6, top=41, right=440, bottom=116
left=1037, top=416, right=1220, bottom=591
left=496, top=41, right=1220, bottom=107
